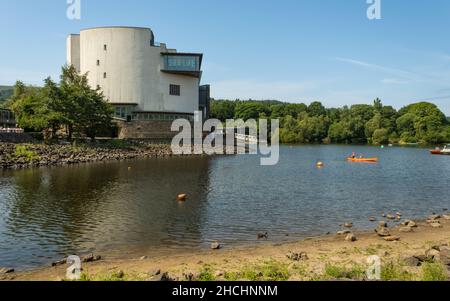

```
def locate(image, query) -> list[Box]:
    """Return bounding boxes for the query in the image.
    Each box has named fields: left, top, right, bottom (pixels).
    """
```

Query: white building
left=67, top=26, right=210, bottom=139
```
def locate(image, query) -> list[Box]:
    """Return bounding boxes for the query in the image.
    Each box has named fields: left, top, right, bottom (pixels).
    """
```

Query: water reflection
left=0, top=157, right=212, bottom=268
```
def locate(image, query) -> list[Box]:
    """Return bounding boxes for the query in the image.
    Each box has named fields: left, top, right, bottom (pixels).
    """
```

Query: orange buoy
left=177, top=194, right=187, bottom=202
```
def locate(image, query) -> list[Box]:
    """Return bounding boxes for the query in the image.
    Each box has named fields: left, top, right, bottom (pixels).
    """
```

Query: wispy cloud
left=211, top=79, right=326, bottom=101
left=333, top=57, right=418, bottom=81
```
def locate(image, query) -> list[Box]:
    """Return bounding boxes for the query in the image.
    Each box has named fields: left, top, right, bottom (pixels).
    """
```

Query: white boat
left=430, top=144, right=450, bottom=155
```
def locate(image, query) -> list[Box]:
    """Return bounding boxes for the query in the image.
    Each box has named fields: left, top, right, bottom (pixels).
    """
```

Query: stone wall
left=116, top=120, right=192, bottom=140
left=0, top=133, right=34, bottom=143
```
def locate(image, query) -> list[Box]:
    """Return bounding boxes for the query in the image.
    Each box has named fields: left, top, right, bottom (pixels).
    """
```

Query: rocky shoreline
left=0, top=141, right=175, bottom=170
left=4, top=213, right=450, bottom=281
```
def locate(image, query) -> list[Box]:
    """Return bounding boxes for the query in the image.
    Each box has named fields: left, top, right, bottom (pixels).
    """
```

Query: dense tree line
left=0, top=86, right=13, bottom=105
left=6, top=65, right=113, bottom=140
left=211, top=98, right=450, bottom=145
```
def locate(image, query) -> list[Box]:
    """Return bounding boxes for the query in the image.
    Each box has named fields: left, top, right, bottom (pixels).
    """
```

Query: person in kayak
left=351, top=152, right=356, bottom=159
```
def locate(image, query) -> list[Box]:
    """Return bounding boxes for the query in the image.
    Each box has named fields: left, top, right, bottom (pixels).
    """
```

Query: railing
left=0, top=128, right=24, bottom=134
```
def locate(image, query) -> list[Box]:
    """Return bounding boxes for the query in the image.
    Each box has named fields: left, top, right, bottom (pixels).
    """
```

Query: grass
left=324, top=263, right=365, bottom=280
left=240, top=260, right=290, bottom=281
left=421, top=262, right=448, bottom=281
left=197, top=266, right=216, bottom=281
left=14, top=145, right=39, bottom=162
left=381, top=261, right=415, bottom=281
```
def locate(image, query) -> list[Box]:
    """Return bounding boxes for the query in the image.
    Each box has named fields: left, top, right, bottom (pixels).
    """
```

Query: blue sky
left=1, top=0, right=450, bottom=114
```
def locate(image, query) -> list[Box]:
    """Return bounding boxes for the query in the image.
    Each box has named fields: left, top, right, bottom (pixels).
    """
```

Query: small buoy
left=381, top=145, right=385, bottom=149
left=316, top=161, right=324, bottom=168
left=177, top=194, right=187, bottom=202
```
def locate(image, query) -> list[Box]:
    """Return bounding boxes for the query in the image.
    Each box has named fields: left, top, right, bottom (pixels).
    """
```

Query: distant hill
left=0, top=86, right=13, bottom=105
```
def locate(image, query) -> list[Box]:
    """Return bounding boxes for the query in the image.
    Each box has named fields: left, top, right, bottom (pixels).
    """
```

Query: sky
left=1, top=0, right=450, bottom=114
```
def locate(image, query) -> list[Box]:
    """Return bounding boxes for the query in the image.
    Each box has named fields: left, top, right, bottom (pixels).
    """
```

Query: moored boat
left=430, top=144, right=450, bottom=155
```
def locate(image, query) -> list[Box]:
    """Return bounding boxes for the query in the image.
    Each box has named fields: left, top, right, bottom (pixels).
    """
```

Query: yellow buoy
left=316, top=161, right=324, bottom=168
left=177, top=194, right=187, bottom=202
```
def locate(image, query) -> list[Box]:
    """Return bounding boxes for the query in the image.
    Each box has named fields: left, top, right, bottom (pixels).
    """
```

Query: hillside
left=0, top=86, right=13, bottom=104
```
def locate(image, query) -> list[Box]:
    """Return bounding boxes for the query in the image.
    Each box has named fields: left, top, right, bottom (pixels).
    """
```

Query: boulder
left=439, top=246, right=450, bottom=265
left=384, top=236, right=400, bottom=242
left=428, top=215, right=441, bottom=221
left=0, top=268, right=14, bottom=274
left=369, top=217, right=377, bottom=222
left=337, top=230, right=351, bottom=235
left=403, top=256, right=420, bottom=267
left=343, top=222, right=353, bottom=228
left=426, top=249, right=441, bottom=261
left=375, top=227, right=391, bottom=237
left=82, top=254, right=102, bottom=263
left=399, top=227, right=414, bottom=233
left=149, top=272, right=172, bottom=281
left=345, top=233, right=357, bottom=242
left=51, top=258, right=67, bottom=267
left=379, top=221, right=388, bottom=228
left=211, top=242, right=221, bottom=250
left=387, top=214, right=395, bottom=220
left=443, top=215, right=450, bottom=220
left=429, top=222, right=442, bottom=228
left=183, top=271, right=200, bottom=281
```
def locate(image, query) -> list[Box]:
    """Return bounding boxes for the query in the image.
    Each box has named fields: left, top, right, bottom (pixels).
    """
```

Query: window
left=169, top=84, right=181, bottom=96
left=103, top=72, right=107, bottom=79
left=97, top=60, right=100, bottom=66
left=104, top=44, right=107, bottom=51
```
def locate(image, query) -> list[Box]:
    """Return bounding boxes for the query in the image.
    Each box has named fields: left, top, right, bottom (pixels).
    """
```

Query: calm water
left=1, top=145, right=449, bottom=269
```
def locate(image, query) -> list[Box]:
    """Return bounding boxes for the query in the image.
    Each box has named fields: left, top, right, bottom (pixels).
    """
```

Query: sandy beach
left=4, top=214, right=450, bottom=281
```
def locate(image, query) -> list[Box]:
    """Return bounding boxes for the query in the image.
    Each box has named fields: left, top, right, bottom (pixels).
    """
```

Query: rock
left=257, top=232, right=268, bottom=240
left=403, top=256, right=420, bottom=267
left=402, top=220, right=417, bottom=228
left=286, top=251, right=308, bottom=261
left=386, top=214, right=395, bottom=220
left=369, top=217, right=377, bottom=222
left=149, top=272, right=171, bottom=281
left=429, top=222, right=442, bottom=228
left=82, top=254, right=102, bottom=263
left=337, top=230, right=351, bottom=235
left=384, top=236, right=400, bottom=242
left=379, top=221, right=388, bottom=228
left=382, top=213, right=386, bottom=218
left=149, top=268, right=161, bottom=277
left=211, top=242, right=221, bottom=250
left=214, top=271, right=224, bottom=278
left=183, top=271, right=200, bottom=281
left=177, top=194, right=187, bottom=202
left=375, top=227, right=391, bottom=237
left=426, top=249, right=441, bottom=260
left=140, top=256, right=148, bottom=260
left=51, top=258, right=67, bottom=267
left=343, top=222, right=353, bottom=228
left=443, top=215, right=450, bottom=220
left=345, top=233, right=357, bottom=242
left=399, top=227, right=414, bottom=233
left=428, top=214, right=441, bottom=221
left=439, top=246, right=450, bottom=265
left=0, top=268, right=14, bottom=274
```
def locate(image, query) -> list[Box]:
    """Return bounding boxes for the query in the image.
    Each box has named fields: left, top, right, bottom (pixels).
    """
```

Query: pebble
left=337, top=230, right=351, bottom=235
left=211, top=242, right=221, bottom=250
left=375, top=227, right=391, bottom=237
left=399, top=227, right=414, bottom=233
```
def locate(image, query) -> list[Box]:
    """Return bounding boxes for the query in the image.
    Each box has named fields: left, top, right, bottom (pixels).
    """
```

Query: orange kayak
left=347, top=158, right=379, bottom=163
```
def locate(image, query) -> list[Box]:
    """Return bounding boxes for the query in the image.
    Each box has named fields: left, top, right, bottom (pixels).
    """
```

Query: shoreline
left=0, top=141, right=176, bottom=170
left=4, top=214, right=450, bottom=281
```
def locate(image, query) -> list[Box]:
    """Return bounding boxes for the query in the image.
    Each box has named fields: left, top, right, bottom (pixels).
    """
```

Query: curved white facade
left=67, top=27, right=202, bottom=117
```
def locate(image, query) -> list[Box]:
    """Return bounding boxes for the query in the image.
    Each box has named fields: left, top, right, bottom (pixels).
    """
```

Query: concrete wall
left=67, top=34, right=80, bottom=71
left=75, top=27, right=199, bottom=114
left=116, top=120, right=184, bottom=140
